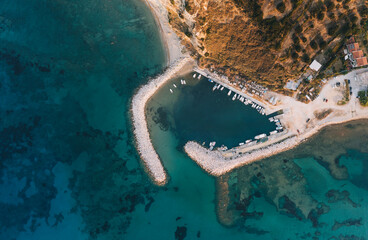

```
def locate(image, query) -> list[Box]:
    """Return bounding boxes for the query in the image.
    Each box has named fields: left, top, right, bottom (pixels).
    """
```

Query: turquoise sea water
left=1, top=0, right=368, bottom=239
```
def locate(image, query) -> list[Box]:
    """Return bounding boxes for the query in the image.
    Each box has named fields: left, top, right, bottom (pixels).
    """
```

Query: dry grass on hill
left=167, top=0, right=367, bottom=92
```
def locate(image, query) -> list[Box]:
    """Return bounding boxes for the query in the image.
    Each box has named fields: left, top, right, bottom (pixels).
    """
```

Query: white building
left=309, top=60, right=322, bottom=71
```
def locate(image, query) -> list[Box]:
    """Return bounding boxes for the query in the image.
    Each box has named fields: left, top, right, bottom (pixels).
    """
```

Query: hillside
left=166, top=0, right=368, bottom=93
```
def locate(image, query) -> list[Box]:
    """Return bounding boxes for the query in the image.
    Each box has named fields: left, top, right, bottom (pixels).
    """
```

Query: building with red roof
left=346, top=37, right=368, bottom=68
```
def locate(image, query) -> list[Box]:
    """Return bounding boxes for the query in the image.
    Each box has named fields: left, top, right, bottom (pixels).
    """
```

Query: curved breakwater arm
left=131, top=57, right=192, bottom=185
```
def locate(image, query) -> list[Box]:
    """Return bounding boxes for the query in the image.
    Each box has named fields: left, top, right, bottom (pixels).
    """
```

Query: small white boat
left=228, top=90, right=232, bottom=96
left=220, top=86, right=224, bottom=91
left=180, top=79, right=184, bottom=85
left=183, top=80, right=186, bottom=85
left=193, top=74, right=197, bottom=78
left=239, top=143, right=244, bottom=146
left=173, top=84, right=177, bottom=88
left=212, top=84, right=217, bottom=91
left=232, top=94, right=237, bottom=101
left=170, top=89, right=173, bottom=93
left=255, top=133, right=267, bottom=140
left=245, top=139, right=252, bottom=144
left=198, top=74, right=202, bottom=79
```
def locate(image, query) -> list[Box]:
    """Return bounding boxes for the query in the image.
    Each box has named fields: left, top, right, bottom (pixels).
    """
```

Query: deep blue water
left=0, top=0, right=165, bottom=239
left=1, top=0, right=368, bottom=239
left=171, top=73, right=276, bottom=148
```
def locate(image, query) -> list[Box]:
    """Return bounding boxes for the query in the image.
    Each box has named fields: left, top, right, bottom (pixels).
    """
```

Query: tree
left=302, top=53, right=310, bottom=62
left=358, top=90, right=368, bottom=106
left=317, top=12, right=325, bottom=20
left=276, top=2, right=286, bottom=13
left=291, top=51, right=299, bottom=59
left=310, top=40, right=318, bottom=49
left=295, top=24, right=303, bottom=34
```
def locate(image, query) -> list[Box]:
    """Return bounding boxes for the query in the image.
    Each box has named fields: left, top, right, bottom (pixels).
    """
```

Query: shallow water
left=1, top=0, right=368, bottom=239
left=221, top=120, right=368, bottom=239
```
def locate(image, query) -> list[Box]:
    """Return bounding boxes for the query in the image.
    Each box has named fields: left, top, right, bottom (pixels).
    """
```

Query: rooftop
left=309, top=60, right=322, bottom=71
left=357, top=57, right=368, bottom=67
left=353, top=50, right=364, bottom=59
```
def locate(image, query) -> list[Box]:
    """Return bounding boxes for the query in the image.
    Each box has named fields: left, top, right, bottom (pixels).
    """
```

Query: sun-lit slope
left=167, top=0, right=368, bottom=92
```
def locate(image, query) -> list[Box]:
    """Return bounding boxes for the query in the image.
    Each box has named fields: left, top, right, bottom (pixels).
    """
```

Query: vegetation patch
left=358, top=90, right=368, bottom=106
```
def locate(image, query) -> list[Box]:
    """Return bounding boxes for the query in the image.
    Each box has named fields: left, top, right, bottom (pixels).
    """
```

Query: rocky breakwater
left=131, top=57, right=192, bottom=185
left=184, top=137, right=299, bottom=175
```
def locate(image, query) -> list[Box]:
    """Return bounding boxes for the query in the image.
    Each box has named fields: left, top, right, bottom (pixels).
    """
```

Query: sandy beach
left=141, top=0, right=183, bottom=64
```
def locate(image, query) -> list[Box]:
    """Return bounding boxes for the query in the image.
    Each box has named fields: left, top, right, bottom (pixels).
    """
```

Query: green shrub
left=319, top=39, right=327, bottom=49
left=302, top=53, right=310, bottom=62
left=317, top=12, right=325, bottom=20
left=327, top=22, right=338, bottom=36
left=276, top=2, right=286, bottom=13
left=291, top=51, right=299, bottom=59
left=310, top=40, right=318, bottom=49
left=294, top=44, right=302, bottom=52
left=295, top=24, right=303, bottom=34
left=185, top=1, right=191, bottom=11
left=324, top=0, right=335, bottom=11
left=358, top=5, right=368, bottom=17
left=358, top=90, right=368, bottom=106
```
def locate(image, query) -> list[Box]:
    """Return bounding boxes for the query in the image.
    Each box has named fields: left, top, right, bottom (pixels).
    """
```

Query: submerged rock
left=175, top=226, right=187, bottom=240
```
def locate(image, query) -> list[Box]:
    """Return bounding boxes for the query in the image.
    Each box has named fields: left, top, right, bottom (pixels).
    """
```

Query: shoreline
left=184, top=67, right=368, bottom=176
left=141, top=0, right=183, bottom=64
left=131, top=57, right=193, bottom=186
left=135, top=0, right=368, bottom=184
left=184, top=114, right=368, bottom=176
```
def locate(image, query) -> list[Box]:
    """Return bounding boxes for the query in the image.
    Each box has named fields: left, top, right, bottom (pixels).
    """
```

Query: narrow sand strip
left=131, top=57, right=192, bottom=185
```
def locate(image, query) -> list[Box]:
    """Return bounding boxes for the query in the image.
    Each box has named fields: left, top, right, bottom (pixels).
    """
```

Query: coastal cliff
left=163, top=0, right=368, bottom=92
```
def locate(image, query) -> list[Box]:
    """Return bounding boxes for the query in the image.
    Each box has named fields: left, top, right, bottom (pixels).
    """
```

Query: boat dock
left=194, top=67, right=270, bottom=114
left=190, top=68, right=289, bottom=151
